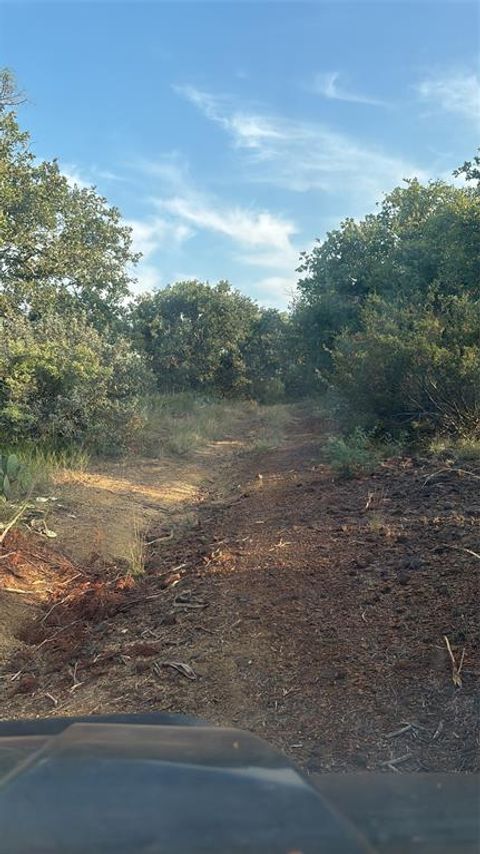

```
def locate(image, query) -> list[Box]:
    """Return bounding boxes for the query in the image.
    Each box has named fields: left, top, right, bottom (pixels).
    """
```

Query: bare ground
left=0, top=408, right=478, bottom=775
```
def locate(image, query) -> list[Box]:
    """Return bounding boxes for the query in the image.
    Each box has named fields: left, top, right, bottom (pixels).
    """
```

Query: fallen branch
left=145, top=531, right=174, bottom=546
left=40, top=595, right=70, bottom=624
left=424, top=467, right=480, bottom=487
left=35, top=619, right=84, bottom=651
left=0, top=503, right=28, bottom=545
left=385, top=723, right=414, bottom=739
left=2, top=587, right=32, bottom=595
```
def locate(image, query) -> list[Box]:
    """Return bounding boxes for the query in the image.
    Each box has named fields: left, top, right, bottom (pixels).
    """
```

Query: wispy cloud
left=252, top=274, right=298, bottom=308
left=175, top=85, right=425, bottom=200
left=125, top=216, right=194, bottom=259
left=94, top=168, right=123, bottom=182
left=159, top=196, right=296, bottom=258
left=61, top=163, right=91, bottom=190
left=415, top=70, right=480, bottom=124
left=157, top=194, right=299, bottom=284
left=134, top=151, right=189, bottom=187
left=129, top=156, right=300, bottom=301
left=61, top=163, right=124, bottom=188
left=125, top=215, right=193, bottom=294
left=132, top=263, right=162, bottom=294
left=312, top=71, right=387, bottom=106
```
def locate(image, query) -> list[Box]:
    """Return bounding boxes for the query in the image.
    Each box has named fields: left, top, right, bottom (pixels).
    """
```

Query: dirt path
left=1, top=410, right=478, bottom=774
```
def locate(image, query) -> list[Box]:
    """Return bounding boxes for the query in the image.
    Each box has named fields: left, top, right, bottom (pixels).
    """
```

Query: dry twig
left=424, top=467, right=480, bottom=487
left=380, top=753, right=412, bottom=767
left=444, top=635, right=465, bottom=688
left=154, top=660, right=197, bottom=680
left=386, top=723, right=414, bottom=739
left=0, top=503, right=28, bottom=545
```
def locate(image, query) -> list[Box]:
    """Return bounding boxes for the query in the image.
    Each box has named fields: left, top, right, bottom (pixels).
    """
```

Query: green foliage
left=241, top=309, right=289, bottom=401
left=293, top=164, right=480, bottom=440
left=2, top=87, right=477, bottom=460
left=132, top=280, right=290, bottom=399
left=0, top=312, right=153, bottom=453
left=0, top=110, right=138, bottom=329
left=333, top=295, right=480, bottom=438
left=293, top=177, right=480, bottom=384
left=324, top=428, right=383, bottom=478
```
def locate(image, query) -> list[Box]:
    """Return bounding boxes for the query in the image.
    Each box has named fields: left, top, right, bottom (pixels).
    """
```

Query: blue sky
left=1, top=1, right=479, bottom=307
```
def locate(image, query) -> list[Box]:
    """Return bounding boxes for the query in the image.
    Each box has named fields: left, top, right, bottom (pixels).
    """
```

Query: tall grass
left=16, top=446, right=90, bottom=493
left=138, top=393, right=251, bottom=457
left=427, top=434, right=480, bottom=462
left=127, top=513, right=147, bottom=577
left=247, top=404, right=292, bottom=452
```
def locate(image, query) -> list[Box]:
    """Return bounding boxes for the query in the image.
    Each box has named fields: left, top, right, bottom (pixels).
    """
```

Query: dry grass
left=139, top=393, right=250, bottom=457
left=127, top=514, right=147, bottom=577
left=28, top=396, right=284, bottom=569
left=247, top=404, right=292, bottom=452
left=428, top=434, right=480, bottom=462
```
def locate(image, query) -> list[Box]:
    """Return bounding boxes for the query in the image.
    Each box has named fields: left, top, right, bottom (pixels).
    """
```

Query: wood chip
left=154, top=660, right=197, bottom=680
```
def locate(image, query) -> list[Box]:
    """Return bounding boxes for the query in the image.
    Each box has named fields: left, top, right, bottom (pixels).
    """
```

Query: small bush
left=0, top=312, right=153, bottom=453
left=332, top=295, right=480, bottom=440
left=324, top=428, right=383, bottom=478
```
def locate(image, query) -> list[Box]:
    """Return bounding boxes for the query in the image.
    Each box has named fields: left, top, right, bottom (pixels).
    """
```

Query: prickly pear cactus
left=0, top=453, right=22, bottom=499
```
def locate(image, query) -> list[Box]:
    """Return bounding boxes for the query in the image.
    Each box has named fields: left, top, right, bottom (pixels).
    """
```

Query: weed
left=324, top=428, right=382, bottom=478
left=127, top=515, right=146, bottom=577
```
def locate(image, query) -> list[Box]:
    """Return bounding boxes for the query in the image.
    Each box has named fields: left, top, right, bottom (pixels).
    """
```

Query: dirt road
left=1, top=409, right=478, bottom=773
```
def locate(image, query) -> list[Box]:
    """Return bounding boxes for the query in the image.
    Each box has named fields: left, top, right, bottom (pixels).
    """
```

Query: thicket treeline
left=1, top=72, right=478, bottom=452
left=293, top=166, right=480, bottom=439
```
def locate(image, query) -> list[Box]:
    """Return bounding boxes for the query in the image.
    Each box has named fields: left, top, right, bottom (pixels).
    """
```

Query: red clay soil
left=1, top=416, right=479, bottom=775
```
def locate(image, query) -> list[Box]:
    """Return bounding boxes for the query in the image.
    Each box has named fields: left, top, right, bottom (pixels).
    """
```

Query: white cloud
left=62, top=163, right=124, bottom=188
left=312, top=71, right=387, bottom=106
left=131, top=263, right=162, bottom=294
left=94, top=168, right=123, bottom=182
left=61, top=164, right=91, bottom=190
left=135, top=151, right=189, bottom=188
left=160, top=196, right=295, bottom=251
left=125, top=216, right=194, bottom=259
left=251, top=274, right=297, bottom=307
left=416, top=71, right=480, bottom=124
left=175, top=85, right=426, bottom=200
left=130, top=152, right=301, bottom=304
left=157, top=193, right=298, bottom=274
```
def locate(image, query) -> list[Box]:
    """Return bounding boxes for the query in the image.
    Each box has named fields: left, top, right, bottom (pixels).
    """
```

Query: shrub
left=324, top=428, right=383, bottom=477
left=332, top=295, right=480, bottom=439
left=0, top=312, right=153, bottom=453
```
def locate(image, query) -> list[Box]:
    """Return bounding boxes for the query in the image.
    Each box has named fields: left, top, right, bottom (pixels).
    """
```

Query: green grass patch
left=324, top=427, right=402, bottom=478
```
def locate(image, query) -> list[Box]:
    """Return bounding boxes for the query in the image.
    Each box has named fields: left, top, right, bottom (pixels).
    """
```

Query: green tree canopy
left=0, top=110, right=138, bottom=328
left=132, top=280, right=290, bottom=399
left=293, top=175, right=480, bottom=376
